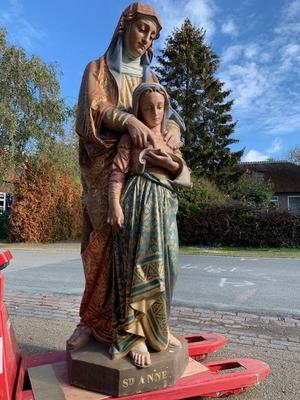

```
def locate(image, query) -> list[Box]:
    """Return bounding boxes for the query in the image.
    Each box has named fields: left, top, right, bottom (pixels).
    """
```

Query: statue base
left=67, top=336, right=189, bottom=396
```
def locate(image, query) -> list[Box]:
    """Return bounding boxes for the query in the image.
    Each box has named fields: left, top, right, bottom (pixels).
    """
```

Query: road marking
left=203, top=266, right=238, bottom=273
left=181, top=264, right=195, bottom=269
left=203, top=266, right=226, bottom=273
left=219, top=278, right=255, bottom=287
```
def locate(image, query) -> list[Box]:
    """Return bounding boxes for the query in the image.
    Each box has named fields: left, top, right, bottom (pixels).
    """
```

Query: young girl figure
left=107, top=82, right=191, bottom=368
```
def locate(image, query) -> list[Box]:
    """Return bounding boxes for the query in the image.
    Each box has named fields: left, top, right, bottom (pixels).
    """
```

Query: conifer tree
left=155, top=19, right=243, bottom=187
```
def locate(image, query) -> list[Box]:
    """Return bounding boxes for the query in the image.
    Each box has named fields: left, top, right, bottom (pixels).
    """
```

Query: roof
left=238, top=161, right=300, bottom=193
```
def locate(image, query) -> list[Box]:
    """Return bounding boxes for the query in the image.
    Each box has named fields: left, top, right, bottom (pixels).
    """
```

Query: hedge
left=181, top=204, right=300, bottom=247
left=9, top=157, right=82, bottom=242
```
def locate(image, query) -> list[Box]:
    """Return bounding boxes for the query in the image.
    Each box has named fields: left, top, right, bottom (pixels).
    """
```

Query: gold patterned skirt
left=111, top=173, right=179, bottom=358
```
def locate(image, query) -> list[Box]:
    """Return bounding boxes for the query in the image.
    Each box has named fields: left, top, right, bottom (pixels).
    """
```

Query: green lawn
left=1, top=239, right=300, bottom=258
left=179, top=245, right=300, bottom=258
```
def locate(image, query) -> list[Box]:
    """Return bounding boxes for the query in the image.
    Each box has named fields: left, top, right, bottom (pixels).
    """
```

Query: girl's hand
left=144, top=150, right=179, bottom=173
left=107, top=202, right=124, bottom=232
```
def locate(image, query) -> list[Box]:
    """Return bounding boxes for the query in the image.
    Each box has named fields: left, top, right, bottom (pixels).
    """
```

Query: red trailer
left=0, top=251, right=270, bottom=400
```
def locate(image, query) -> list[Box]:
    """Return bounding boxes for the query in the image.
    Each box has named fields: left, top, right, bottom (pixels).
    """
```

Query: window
left=255, top=172, right=265, bottom=182
left=288, top=196, right=300, bottom=214
left=270, top=196, right=279, bottom=208
left=0, top=193, right=6, bottom=213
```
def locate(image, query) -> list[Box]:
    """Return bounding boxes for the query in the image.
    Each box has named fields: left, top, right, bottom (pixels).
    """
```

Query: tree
left=288, top=146, right=300, bottom=165
left=229, top=172, right=274, bottom=207
left=0, top=27, right=72, bottom=166
left=155, top=19, right=243, bottom=188
left=0, top=27, right=81, bottom=242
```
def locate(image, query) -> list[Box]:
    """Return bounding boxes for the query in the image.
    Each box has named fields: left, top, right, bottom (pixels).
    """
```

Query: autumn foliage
left=9, top=157, right=82, bottom=242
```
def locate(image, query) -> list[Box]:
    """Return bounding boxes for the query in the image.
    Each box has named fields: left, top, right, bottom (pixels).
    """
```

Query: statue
left=67, top=2, right=185, bottom=355
left=107, top=82, right=191, bottom=368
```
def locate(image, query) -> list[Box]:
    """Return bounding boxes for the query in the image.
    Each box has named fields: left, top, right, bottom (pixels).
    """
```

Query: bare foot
left=168, top=331, right=182, bottom=348
left=130, top=341, right=151, bottom=368
left=66, top=324, right=92, bottom=351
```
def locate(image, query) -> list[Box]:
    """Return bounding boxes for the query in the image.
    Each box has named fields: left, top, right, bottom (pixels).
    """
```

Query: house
left=0, top=183, right=13, bottom=214
left=239, top=161, right=300, bottom=214
left=0, top=172, right=17, bottom=214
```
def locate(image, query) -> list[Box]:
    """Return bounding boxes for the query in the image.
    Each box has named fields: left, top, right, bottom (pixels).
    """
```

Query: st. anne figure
left=67, top=3, right=184, bottom=351
left=107, top=83, right=191, bottom=367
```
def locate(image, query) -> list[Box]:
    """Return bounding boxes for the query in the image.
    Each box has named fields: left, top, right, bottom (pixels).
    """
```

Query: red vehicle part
left=0, top=251, right=21, bottom=400
left=185, top=333, right=228, bottom=361
left=15, top=351, right=270, bottom=400
left=0, top=250, right=12, bottom=271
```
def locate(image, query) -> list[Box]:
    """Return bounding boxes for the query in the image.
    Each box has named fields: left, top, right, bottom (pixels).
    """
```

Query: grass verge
left=179, top=246, right=300, bottom=258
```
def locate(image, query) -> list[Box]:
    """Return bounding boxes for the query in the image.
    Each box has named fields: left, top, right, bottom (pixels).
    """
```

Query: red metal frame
left=14, top=351, right=270, bottom=400
left=0, top=251, right=270, bottom=399
left=0, top=250, right=12, bottom=271
left=186, top=333, right=228, bottom=361
left=0, top=251, right=21, bottom=400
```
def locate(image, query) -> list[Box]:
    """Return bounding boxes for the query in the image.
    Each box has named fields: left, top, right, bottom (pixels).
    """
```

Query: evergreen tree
left=155, top=19, right=243, bottom=187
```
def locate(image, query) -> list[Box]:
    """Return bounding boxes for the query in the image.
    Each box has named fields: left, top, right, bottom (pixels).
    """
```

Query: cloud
left=282, top=0, right=300, bottom=20
left=0, top=0, right=45, bottom=50
left=150, top=0, right=300, bottom=143
left=242, top=150, right=269, bottom=162
left=274, top=0, right=300, bottom=34
left=152, top=0, right=218, bottom=45
left=242, top=138, right=283, bottom=162
left=222, top=43, right=259, bottom=65
left=219, top=1, right=300, bottom=139
left=268, top=138, right=283, bottom=154
left=222, top=45, right=243, bottom=63
left=244, top=43, right=259, bottom=59
left=221, top=19, right=238, bottom=37
left=220, top=61, right=268, bottom=109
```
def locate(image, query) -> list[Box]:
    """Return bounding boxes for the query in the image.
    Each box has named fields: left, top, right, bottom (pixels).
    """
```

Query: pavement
left=2, top=242, right=300, bottom=399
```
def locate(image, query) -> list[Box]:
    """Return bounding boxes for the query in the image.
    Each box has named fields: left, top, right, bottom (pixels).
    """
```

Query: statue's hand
left=144, top=150, right=179, bottom=173
left=125, top=116, right=157, bottom=148
left=163, top=129, right=182, bottom=151
left=107, top=201, right=124, bottom=232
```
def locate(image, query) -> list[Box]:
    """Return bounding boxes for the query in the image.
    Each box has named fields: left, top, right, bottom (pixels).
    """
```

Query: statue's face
left=126, top=17, right=158, bottom=57
left=139, top=91, right=165, bottom=129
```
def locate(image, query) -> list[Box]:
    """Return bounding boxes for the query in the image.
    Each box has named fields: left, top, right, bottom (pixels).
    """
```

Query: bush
left=177, top=176, right=227, bottom=222
left=9, top=157, right=82, bottom=242
left=177, top=176, right=228, bottom=243
left=229, top=173, right=274, bottom=207
left=181, top=203, right=300, bottom=247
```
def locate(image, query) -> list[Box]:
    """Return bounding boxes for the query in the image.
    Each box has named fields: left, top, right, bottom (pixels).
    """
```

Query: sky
left=0, top=0, right=299, bottom=162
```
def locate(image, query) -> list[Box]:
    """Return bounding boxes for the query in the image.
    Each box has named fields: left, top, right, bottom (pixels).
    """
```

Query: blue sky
left=1, top=0, right=299, bottom=161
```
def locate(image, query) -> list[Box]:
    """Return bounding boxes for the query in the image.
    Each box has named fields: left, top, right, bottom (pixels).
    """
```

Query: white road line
left=219, top=278, right=255, bottom=287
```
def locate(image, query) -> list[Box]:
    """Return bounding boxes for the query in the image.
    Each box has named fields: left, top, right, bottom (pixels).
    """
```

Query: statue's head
left=111, top=3, right=162, bottom=58
left=132, top=83, right=169, bottom=131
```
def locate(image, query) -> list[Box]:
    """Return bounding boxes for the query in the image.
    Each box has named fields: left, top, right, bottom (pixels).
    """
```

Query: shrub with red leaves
left=9, top=157, right=82, bottom=242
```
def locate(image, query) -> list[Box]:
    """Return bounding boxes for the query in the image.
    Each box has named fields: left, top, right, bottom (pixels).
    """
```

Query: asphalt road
left=2, top=246, right=300, bottom=318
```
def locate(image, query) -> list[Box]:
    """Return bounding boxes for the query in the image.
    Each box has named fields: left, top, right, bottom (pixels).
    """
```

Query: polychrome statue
left=67, top=2, right=185, bottom=355
left=107, top=82, right=191, bottom=367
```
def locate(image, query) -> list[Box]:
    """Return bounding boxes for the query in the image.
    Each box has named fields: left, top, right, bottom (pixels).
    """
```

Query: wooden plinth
left=67, top=336, right=189, bottom=397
